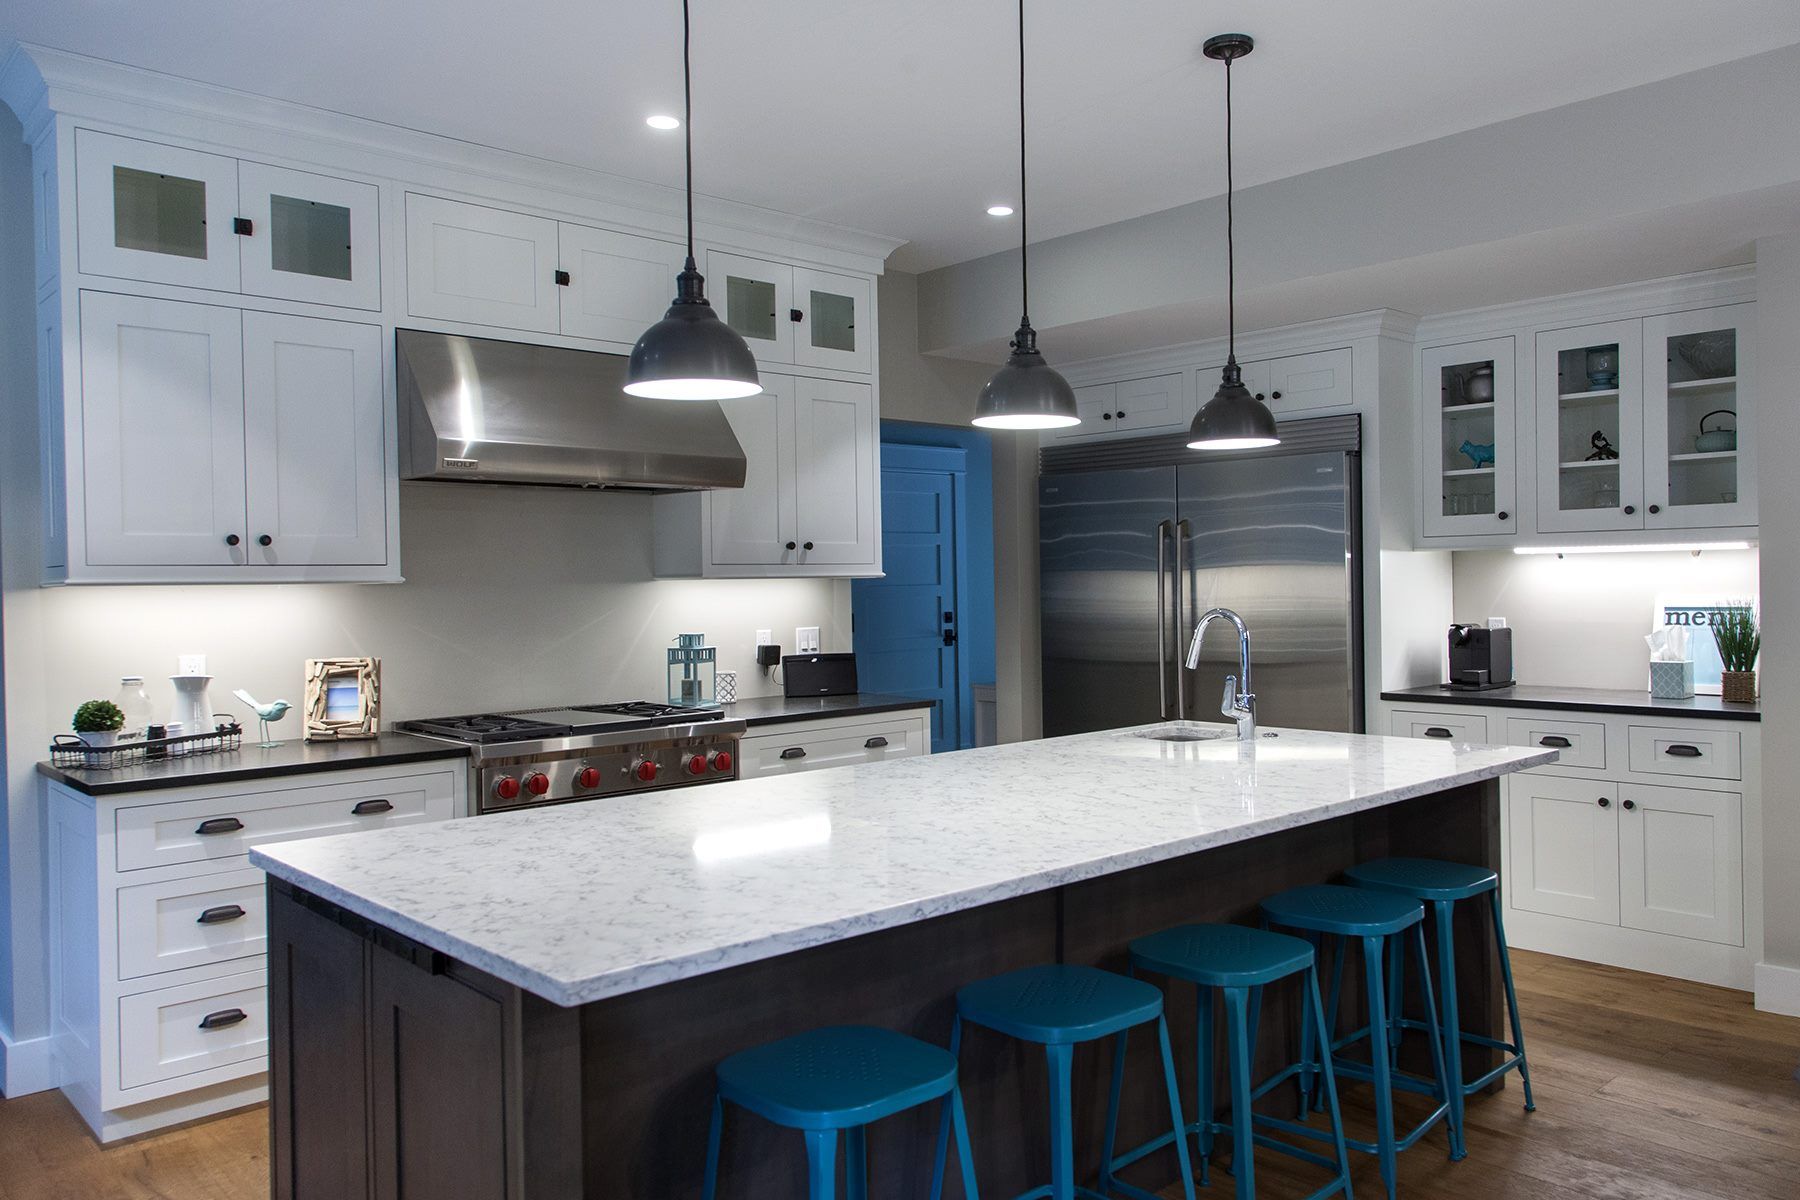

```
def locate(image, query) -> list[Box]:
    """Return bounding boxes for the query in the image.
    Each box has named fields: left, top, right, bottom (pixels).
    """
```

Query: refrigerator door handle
left=1175, top=518, right=1192, bottom=720
left=1155, top=519, right=1174, bottom=718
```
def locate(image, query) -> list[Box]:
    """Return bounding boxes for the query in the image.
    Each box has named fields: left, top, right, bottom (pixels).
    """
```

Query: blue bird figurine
left=1459, top=439, right=1496, bottom=469
left=233, top=689, right=293, bottom=748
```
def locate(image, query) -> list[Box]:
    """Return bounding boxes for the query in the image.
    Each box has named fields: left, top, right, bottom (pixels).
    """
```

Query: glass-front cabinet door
left=75, top=129, right=241, bottom=292
left=706, top=250, right=794, bottom=364
left=237, top=162, right=381, bottom=310
left=1535, top=320, right=1645, bottom=534
left=1643, top=305, right=1756, bottom=530
left=1421, top=337, right=1516, bottom=537
left=792, top=267, right=871, bottom=373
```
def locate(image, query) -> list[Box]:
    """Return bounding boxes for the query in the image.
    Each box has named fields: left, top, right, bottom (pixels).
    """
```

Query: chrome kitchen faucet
left=1187, top=607, right=1257, bottom=740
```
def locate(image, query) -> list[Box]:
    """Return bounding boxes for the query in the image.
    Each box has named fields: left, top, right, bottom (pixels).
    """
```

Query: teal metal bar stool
left=1345, top=857, right=1536, bottom=1160
left=1262, top=884, right=1457, bottom=1200
left=934, top=963, right=1195, bottom=1200
left=1111, top=923, right=1353, bottom=1200
left=703, top=1024, right=980, bottom=1200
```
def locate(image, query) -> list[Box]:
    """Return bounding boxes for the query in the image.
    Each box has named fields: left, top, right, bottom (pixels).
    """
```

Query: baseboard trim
left=0, top=1027, right=54, bottom=1098
left=1754, top=960, right=1800, bottom=1016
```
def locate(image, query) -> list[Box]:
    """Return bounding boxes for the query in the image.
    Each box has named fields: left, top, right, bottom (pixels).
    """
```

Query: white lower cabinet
left=737, top=709, right=931, bottom=779
left=1388, top=699, right=1758, bottom=989
left=47, top=761, right=465, bottom=1141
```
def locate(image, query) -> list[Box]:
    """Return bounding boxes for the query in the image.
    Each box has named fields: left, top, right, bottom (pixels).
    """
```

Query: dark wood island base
left=269, top=780, right=1505, bottom=1200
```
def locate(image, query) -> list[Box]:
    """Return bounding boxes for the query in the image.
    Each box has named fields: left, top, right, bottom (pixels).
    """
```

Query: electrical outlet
left=796, top=626, right=821, bottom=654
left=755, top=628, right=772, bottom=646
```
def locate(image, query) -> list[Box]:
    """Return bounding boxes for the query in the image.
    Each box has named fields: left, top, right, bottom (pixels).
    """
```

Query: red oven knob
left=712, top=750, right=733, bottom=773
left=634, top=759, right=659, bottom=782
left=524, top=772, right=550, bottom=796
left=493, top=776, right=521, bottom=802
left=576, top=766, right=602, bottom=789
left=685, top=754, right=708, bottom=776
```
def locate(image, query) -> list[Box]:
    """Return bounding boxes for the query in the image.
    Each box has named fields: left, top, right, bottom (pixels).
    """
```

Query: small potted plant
left=72, top=699, right=127, bottom=752
left=1712, top=604, right=1761, bottom=704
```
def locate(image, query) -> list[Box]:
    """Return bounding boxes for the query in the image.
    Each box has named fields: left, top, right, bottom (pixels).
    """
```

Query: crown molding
left=1058, top=309, right=1418, bottom=386
left=1415, top=264, right=1757, bottom=346
left=0, top=42, right=904, bottom=272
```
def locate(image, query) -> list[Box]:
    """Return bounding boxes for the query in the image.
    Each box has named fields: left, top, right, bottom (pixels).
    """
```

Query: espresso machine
left=1446, top=624, right=1515, bottom=691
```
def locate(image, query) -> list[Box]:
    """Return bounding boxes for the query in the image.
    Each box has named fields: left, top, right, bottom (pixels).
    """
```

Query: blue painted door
left=854, top=460, right=961, bottom=751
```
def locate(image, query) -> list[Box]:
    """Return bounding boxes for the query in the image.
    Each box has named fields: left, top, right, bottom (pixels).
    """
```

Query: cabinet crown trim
left=1058, top=307, right=1415, bottom=386
left=1415, top=265, right=1755, bottom=346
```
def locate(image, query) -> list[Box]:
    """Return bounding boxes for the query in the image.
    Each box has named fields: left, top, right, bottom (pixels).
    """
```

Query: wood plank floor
left=0, top=951, right=1794, bottom=1199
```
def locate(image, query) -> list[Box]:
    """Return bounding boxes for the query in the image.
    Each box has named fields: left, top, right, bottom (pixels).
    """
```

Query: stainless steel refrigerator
left=1039, top=418, right=1363, bottom=736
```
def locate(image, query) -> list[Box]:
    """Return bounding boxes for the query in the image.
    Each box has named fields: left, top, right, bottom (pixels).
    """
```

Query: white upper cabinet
left=241, top=312, right=388, bottom=566
left=557, top=223, right=686, bottom=344
left=1420, top=337, right=1517, bottom=538
left=79, top=291, right=246, bottom=566
left=236, top=163, right=381, bottom=310
left=1053, top=373, right=1187, bottom=440
left=792, top=267, right=872, bottom=373
left=76, top=130, right=242, bottom=293
left=72, top=292, right=394, bottom=581
left=707, top=377, right=794, bottom=567
left=1262, top=347, right=1354, bottom=416
left=404, top=193, right=560, bottom=333
left=790, top=376, right=877, bottom=565
left=1642, top=305, right=1755, bottom=530
left=74, top=131, right=382, bottom=310
left=707, top=250, right=795, bottom=365
left=1535, top=320, right=1646, bottom=534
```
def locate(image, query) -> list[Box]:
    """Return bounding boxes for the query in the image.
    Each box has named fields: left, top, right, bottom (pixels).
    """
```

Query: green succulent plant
left=72, top=699, right=125, bottom=733
left=1711, top=604, right=1761, bottom=674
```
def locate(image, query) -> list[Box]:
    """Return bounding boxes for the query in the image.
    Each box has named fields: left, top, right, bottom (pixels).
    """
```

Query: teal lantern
left=667, top=633, right=717, bottom=707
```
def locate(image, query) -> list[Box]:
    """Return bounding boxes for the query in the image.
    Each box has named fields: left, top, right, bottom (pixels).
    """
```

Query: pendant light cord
left=1224, top=49, right=1235, bottom=361
left=1016, top=0, right=1030, bottom=330
left=682, top=0, right=696, bottom=272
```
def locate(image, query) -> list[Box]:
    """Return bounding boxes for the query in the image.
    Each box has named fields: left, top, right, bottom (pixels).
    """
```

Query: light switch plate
left=796, top=626, right=821, bottom=654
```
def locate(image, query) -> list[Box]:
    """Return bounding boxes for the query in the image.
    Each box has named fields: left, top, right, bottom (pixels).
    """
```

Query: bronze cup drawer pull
left=197, top=1008, right=248, bottom=1032
left=1423, top=726, right=1453, bottom=739
left=779, top=747, right=807, bottom=760
left=352, top=798, right=394, bottom=816
left=1538, top=735, right=1573, bottom=749
left=1664, top=744, right=1703, bottom=758
left=195, top=817, right=245, bottom=836
left=196, top=904, right=247, bottom=926
left=864, top=736, right=889, bottom=749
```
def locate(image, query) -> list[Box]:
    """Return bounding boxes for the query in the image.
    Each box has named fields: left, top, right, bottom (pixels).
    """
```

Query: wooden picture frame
left=304, top=657, right=380, bottom=741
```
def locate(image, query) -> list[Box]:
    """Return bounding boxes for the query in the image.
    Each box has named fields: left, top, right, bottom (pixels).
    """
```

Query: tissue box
left=1649, top=660, right=1695, bottom=700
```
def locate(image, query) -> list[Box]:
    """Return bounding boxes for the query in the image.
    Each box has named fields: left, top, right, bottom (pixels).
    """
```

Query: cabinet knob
left=1622, top=799, right=1637, bottom=811
left=257, top=534, right=273, bottom=547
left=1597, top=797, right=1611, bottom=808
left=803, top=541, right=814, bottom=551
left=1648, top=504, right=1661, bottom=514
left=232, top=217, right=253, bottom=237
left=1102, top=412, right=1113, bottom=420
left=225, top=534, right=241, bottom=547
left=785, top=541, right=797, bottom=551
left=1271, top=391, right=1282, bottom=400
left=1622, top=505, right=1636, bottom=516
left=789, top=308, right=803, bottom=323
left=553, top=269, right=571, bottom=286
left=1115, top=410, right=1125, bottom=419
left=1497, top=511, right=1510, bottom=521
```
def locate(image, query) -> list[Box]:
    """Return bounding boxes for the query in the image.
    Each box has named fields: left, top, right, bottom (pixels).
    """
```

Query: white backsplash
left=1451, top=547, right=1759, bottom=690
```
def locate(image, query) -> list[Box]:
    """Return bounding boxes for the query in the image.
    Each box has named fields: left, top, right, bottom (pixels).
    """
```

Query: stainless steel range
left=397, top=701, right=743, bottom=814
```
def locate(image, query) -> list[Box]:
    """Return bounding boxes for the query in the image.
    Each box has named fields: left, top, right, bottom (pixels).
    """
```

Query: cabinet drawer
left=1389, top=709, right=1488, bottom=743
left=115, top=771, right=456, bottom=872
left=1626, top=726, right=1741, bottom=781
left=739, top=717, right=926, bottom=778
left=118, top=970, right=267, bottom=1090
left=116, top=868, right=267, bottom=981
left=1505, top=716, right=1606, bottom=771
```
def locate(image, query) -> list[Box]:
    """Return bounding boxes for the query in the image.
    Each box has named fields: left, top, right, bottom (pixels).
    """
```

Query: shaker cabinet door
left=708, top=375, right=795, bottom=565
left=75, top=129, right=241, bottom=293
left=242, top=312, right=389, bottom=567
left=405, top=193, right=560, bottom=333
left=791, top=377, right=877, bottom=566
left=1618, top=784, right=1743, bottom=945
left=557, top=223, right=686, bottom=345
left=1506, top=773, right=1620, bottom=926
left=79, top=292, right=247, bottom=567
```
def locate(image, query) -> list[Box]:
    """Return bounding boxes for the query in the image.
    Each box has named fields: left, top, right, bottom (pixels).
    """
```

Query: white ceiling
left=6, top=1, right=1800, bottom=272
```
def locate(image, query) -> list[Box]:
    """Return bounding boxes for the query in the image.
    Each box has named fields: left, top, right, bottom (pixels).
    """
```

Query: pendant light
left=971, top=0, right=1079, bottom=430
left=625, top=0, right=761, bottom=401
left=1188, top=34, right=1279, bottom=450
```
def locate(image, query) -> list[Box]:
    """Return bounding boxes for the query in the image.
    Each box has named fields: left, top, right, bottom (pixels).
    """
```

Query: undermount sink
left=1128, top=723, right=1232, bottom=743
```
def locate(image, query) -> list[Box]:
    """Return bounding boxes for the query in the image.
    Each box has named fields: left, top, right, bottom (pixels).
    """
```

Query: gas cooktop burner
left=398, top=701, right=725, bottom=746
left=578, top=701, right=699, bottom=719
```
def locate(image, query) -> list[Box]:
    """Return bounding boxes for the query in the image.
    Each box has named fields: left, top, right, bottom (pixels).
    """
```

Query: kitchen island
left=253, top=724, right=1552, bottom=1200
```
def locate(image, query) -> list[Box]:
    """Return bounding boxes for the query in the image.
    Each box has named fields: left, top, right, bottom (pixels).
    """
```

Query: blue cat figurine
left=1459, top=439, right=1496, bottom=468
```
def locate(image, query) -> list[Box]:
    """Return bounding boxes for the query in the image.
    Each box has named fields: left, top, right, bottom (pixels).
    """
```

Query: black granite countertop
left=726, top=693, right=936, bottom=728
left=1381, top=684, right=1760, bottom=722
left=38, top=732, right=470, bottom=797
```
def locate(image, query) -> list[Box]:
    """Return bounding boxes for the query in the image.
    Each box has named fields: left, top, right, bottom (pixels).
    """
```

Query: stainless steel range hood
left=397, top=329, right=747, bottom=491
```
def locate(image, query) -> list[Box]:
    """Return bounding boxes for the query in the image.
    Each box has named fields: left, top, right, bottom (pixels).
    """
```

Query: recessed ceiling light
left=986, top=205, right=1014, bottom=217
left=646, top=114, right=681, bottom=130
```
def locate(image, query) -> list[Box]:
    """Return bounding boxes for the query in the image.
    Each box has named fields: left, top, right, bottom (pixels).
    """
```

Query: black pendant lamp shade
left=971, top=0, right=1078, bottom=430
left=625, top=0, right=761, bottom=401
left=1188, top=33, right=1279, bottom=450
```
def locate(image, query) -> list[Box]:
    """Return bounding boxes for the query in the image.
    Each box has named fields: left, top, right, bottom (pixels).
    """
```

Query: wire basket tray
left=51, top=720, right=244, bottom=771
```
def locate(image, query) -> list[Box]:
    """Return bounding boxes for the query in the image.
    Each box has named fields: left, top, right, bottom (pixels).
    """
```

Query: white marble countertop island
left=252, top=723, right=1554, bottom=1006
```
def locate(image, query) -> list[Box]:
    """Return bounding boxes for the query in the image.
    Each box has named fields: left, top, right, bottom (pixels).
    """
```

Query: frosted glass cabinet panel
left=1643, top=305, right=1756, bottom=530
left=1421, top=337, right=1516, bottom=537
left=707, top=251, right=793, bottom=364
left=76, top=130, right=241, bottom=292
left=792, top=267, right=872, bottom=373
left=1534, top=320, right=1645, bottom=534
left=238, top=163, right=381, bottom=310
